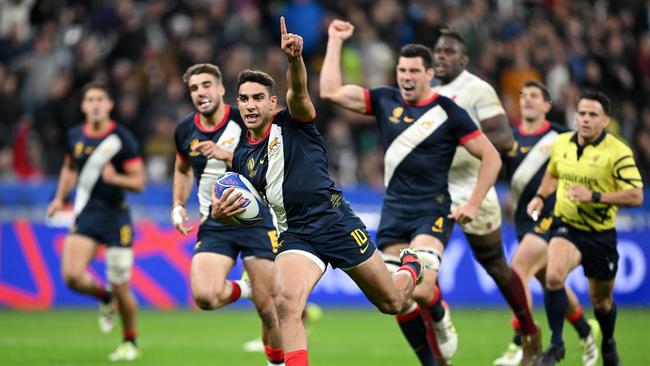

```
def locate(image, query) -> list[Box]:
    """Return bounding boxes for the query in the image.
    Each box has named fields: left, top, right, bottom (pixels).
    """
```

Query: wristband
left=591, top=192, right=601, bottom=203
left=534, top=193, right=546, bottom=201
left=171, top=205, right=185, bottom=226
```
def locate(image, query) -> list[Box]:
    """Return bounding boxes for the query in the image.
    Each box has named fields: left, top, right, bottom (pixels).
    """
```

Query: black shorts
left=72, top=207, right=133, bottom=248
left=515, top=215, right=554, bottom=243
left=550, top=220, right=618, bottom=280
left=278, top=213, right=376, bottom=270
left=194, top=223, right=278, bottom=261
left=377, top=204, right=452, bottom=249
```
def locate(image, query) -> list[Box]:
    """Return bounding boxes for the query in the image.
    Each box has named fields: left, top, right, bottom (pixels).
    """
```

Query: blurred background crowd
left=1, top=0, right=649, bottom=187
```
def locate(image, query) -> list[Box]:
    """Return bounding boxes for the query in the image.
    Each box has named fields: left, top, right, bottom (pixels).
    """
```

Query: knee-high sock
left=396, top=305, right=437, bottom=366
left=594, top=303, right=617, bottom=354
left=544, top=288, right=568, bottom=347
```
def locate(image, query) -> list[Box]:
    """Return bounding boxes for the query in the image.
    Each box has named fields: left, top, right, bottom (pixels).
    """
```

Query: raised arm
left=280, top=16, right=316, bottom=122
left=319, top=19, right=367, bottom=113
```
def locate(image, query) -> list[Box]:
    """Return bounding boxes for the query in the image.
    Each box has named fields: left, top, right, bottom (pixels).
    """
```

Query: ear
left=426, top=68, right=434, bottom=81
left=543, top=101, right=552, bottom=114
left=217, top=83, right=225, bottom=96
left=460, top=54, right=469, bottom=67
left=270, top=95, right=278, bottom=110
left=107, top=99, right=115, bottom=113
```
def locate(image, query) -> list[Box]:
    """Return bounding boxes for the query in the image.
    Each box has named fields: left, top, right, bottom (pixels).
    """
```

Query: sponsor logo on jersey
left=74, top=142, right=84, bottom=157
left=219, top=138, right=235, bottom=150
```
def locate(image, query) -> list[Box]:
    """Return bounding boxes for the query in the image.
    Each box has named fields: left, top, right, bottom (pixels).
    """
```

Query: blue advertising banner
left=1, top=183, right=649, bottom=308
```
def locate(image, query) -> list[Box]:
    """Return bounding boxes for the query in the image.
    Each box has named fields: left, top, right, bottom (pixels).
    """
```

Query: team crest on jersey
left=404, top=116, right=415, bottom=123
left=269, top=137, right=281, bottom=155
left=189, top=139, right=200, bottom=157
left=74, top=142, right=84, bottom=157
left=219, top=138, right=235, bottom=150
left=389, top=107, right=403, bottom=123
left=431, top=217, right=445, bottom=233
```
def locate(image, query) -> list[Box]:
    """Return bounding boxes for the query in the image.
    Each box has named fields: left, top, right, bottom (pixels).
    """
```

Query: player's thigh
left=190, top=252, right=236, bottom=295
left=61, top=234, right=98, bottom=277
left=546, top=236, right=582, bottom=285
left=273, top=251, right=323, bottom=314
left=243, top=257, right=276, bottom=304
left=511, top=233, right=548, bottom=279
left=345, top=250, right=404, bottom=310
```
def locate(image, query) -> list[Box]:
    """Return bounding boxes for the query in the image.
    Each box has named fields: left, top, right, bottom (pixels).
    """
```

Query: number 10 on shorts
left=350, top=228, right=369, bottom=254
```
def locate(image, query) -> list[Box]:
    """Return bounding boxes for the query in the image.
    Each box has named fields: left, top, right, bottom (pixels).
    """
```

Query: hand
left=280, top=16, right=303, bottom=58
left=569, top=185, right=592, bottom=203
left=527, top=196, right=544, bottom=220
left=192, top=141, right=231, bottom=161
left=47, top=198, right=63, bottom=217
left=328, top=19, right=354, bottom=40
left=171, top=205, right=193, bottom=235
left=210, top=185, right=246, bottom=221
left=102, top=163, right=118, bottom=185
left=448, top=202, right=479, bottom=225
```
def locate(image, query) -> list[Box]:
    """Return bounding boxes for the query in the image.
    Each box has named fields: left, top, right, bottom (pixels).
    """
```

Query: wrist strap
left=535, top=193, right=546, bottom=201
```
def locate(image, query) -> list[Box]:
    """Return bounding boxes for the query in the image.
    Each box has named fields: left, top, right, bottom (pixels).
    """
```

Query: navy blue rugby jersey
left=364, top=87, right=480, bottom=212
left=502, top=121, right=569, bottom=224
left=66, top=121, right=142, bottom=214
left=232, top=109, right=349, bottom=236
left=174, top=105, right=274, bottom=229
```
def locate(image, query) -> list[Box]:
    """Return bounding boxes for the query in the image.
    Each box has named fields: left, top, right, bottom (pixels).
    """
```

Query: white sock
left=235, top=279, right=252, bottom=299
left=268, top=362, right=285, bottom=366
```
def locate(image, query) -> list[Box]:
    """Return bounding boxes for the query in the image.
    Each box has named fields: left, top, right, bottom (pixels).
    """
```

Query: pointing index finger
left=280, top=16, right=287, bottom=36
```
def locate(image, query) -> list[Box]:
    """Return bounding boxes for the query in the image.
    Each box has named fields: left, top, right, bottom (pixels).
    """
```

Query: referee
left=527, top=91, right=643, bottom=366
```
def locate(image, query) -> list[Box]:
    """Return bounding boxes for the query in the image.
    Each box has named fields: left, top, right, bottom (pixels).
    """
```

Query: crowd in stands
left=1, top=0, right=649, bottom=186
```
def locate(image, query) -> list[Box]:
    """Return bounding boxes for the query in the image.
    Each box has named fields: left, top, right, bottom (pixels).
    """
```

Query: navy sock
left=544, top=288, right=568, bottom=348
left=594, top=303, right=617, bottom=354
left=396, top=307, right=437, bottom=366
left=567, top=308, right=591, bottom=339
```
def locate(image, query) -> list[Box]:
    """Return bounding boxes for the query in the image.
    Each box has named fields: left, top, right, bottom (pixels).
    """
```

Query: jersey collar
left=570, top=130, right=607, bottom=147
left=403, top=92, right=439, bottom=107
left=193, top=104, right=231, bottom=133
left=518, top=120, right=550, bottom=136
left=82, top=120, right=116, bottom=138
left=246, top=113, right=275, bottom=145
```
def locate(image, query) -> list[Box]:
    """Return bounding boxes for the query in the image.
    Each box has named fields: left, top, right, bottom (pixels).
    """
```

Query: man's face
left=519, top=86, right=551, bottom=122
left=433, top=36, right=466, bottom=83
left=396, top=57, right=434, bottom=103
left=576, top=99, right=609, bottom=141
left=188, top=73, right=224, bottom=117
left=81, top=88, right=113, bottom=123
left=237, top=82, right=277, bottom=131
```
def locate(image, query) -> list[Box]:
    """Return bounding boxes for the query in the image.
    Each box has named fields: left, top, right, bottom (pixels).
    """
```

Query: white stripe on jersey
left=384, top=105, right=448, bottom=187
left=74, top=134, right=122, bottom=215
left=198, top=121, right=242, bottom=218
left=265, top=125, right=288, bottom=232
left=510, top=131, right=559, bottom=210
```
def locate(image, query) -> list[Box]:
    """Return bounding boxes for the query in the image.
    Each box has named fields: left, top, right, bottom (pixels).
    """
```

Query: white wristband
left=171, top=205, right=185, bottom=226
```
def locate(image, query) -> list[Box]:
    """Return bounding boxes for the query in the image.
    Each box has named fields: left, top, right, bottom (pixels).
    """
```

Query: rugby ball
left=214, top=172, right=264, bottom=225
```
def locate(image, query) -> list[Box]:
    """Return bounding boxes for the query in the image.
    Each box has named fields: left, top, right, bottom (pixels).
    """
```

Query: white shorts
left=105, top=247, right=134, bottom=284
left=449, top=155, right=502, bottom=236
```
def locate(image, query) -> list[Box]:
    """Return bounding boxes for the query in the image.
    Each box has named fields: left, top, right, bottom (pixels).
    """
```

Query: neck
left=521, top=117, right=546, bottom=132
left=578, top=132, right=601, bottom=146
left=87, top=118, right=111, bottom=132
left=249, top=119, right=272, bottom=142
left=199, top=105, right=226, bottom=128
left=414, top=90, right=436, bottom=104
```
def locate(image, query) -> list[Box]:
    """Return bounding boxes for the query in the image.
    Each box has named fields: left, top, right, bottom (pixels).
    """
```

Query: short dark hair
left=577, top=90, right=611, bottom=115
left=521, top=80, right=551, bottom=102
left=399, top=44, right=433, bottom=69
left=438, top=27, right=467, bottom=55
left=81, top=81, right=112, bottom=100
left=237, top=69, right=275, bottom=95
left=182, top=63, right=222, bottom=87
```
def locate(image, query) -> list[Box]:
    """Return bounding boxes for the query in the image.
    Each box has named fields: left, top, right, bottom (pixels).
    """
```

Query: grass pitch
left=1, top=308, right=649, bottom=365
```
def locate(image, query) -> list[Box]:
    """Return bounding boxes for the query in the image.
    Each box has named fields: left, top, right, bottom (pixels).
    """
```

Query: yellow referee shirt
left=547, top=132, right=643, bottom=231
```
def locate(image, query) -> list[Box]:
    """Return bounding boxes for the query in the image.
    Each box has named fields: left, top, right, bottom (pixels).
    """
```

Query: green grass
left=1, top=308, right=649, bottom=365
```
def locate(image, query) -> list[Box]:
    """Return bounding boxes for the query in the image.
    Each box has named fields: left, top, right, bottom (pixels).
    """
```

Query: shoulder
left=114, top=124, right=138, bottom=140
left=605, top=134, right=633, bottom=155
left=463, top=71, right=498, bottom=94
left=67, top=123, right=83, bottom=138
left=556, top=131, right=575, bottom=142
left=175, top=113, right=195, bottom=136
left=549, top=122, right=570, bottom=133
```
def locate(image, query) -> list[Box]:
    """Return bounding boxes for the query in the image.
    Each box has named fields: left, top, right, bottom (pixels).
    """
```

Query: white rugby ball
left=214, top=172, right=264, bottom=225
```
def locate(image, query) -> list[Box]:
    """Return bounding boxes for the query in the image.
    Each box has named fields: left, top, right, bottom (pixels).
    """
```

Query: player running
left=173, top=63, right=284, bottom=365
left=47, top=82, right=145, bottom=361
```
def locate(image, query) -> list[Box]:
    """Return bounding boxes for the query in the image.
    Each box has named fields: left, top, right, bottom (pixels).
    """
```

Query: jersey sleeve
left=174, top=124, right=189, bottom=161
left=473, top=82, right=506, bottom=121
left=446, top=100, right=480, bottom=143
left=365, top=87, right=394, bottom=117
left=612, top=143, right=643, bottom=190
left=117, top=128, right=143, bottom=169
